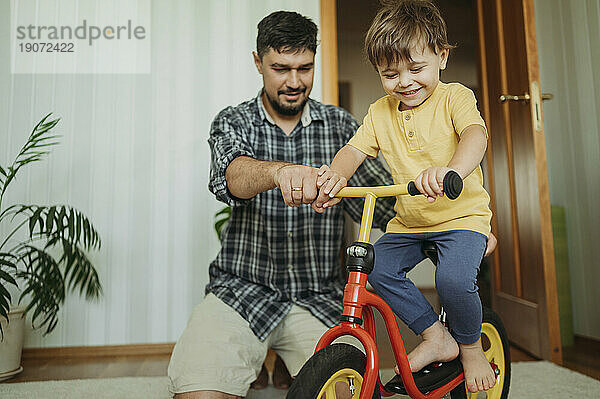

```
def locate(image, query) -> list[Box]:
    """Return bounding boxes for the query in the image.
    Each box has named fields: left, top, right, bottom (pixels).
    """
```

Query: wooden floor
left=5, top=338, right=599, bottom=384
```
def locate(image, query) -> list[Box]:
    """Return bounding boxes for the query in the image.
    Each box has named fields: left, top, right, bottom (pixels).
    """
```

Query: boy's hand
left=311, top=165, right=346, bottom=213
left=414, top=166, right=455, bottom=202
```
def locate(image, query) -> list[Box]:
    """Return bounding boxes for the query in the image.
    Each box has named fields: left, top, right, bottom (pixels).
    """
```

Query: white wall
left=0, top=0, right=321, bottom=348
left=534, top=0, right=600, bottom=340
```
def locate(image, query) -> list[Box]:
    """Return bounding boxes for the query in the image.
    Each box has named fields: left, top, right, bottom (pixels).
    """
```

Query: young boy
left=312, top=0, right=496, bottom=393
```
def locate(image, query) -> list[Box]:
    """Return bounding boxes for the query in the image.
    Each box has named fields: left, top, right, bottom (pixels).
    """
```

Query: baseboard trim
left=22, top=342, right=175, bottom=360
left=573, top=334, right=600, bottom=349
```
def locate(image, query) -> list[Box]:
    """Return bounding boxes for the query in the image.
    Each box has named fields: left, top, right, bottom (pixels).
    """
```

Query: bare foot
left=395, top=321, right=459, bottom=374
left=272, top=355, right=292, bottom=389
left=250, top=364, right=268, bottom=390
left=459, top=339, right=497, bottom=392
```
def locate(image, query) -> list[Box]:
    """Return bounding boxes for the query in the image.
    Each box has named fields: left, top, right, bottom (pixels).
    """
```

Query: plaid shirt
left=207, top=93, right=396, bottom=340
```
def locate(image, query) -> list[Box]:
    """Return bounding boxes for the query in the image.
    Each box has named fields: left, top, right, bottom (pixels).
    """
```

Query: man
left=167, top=11, right=397, bottom=399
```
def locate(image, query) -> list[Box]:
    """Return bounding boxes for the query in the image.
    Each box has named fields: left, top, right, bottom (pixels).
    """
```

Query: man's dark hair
left=256, top=11, right=318, bottom=59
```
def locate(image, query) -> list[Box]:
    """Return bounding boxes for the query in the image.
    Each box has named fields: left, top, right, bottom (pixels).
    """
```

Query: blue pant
left=368, top=230, right=487, bottom=345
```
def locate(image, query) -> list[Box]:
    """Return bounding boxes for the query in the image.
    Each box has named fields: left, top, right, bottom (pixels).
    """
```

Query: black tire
left=450, top=307, right=511, bottom=399
left=287, top=343, right=381, bottom=399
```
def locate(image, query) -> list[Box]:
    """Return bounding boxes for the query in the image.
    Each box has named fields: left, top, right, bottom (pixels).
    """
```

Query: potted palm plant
left=0, top=114, right=102, bottom=381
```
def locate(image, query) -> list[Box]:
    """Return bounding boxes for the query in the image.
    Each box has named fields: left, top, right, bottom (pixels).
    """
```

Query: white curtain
left=0, top=0, right=321, bottom=348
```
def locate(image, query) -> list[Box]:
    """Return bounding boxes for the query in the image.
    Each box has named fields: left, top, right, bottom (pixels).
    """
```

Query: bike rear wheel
left=286, top=343, right=381, bottom=399
left=450, top=307, right=511, bottom=399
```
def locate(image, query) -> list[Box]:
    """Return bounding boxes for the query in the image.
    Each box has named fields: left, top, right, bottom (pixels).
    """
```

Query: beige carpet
left=0, top=362, right=598, bottom=398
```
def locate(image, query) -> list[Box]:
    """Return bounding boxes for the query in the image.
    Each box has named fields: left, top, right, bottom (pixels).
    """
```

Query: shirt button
left=405, top=114, right=411, bottom=120
left=292, top=296, right=297, bottom=302
left=287, top=231, right=293, bottom=238
left=408, top=131, right=415, bottom=137
left=288, top=264, right=294, bottom=271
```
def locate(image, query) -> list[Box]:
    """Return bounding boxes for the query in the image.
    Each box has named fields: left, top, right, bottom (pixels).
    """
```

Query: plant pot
left=0, top=306, right=26, bottom=381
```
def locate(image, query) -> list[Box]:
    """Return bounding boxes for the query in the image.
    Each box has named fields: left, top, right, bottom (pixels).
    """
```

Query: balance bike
left=287, top=171, right=510, bottom=399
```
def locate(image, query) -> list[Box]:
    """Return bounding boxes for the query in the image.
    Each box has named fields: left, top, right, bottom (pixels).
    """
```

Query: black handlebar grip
left=443, top=170, right=463, bottom=200
left=407, top=181, right=420, bottom=196
left=407, top=170, right=463, bottom=200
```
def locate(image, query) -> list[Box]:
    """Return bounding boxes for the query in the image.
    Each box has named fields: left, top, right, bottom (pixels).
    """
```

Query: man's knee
left=174, top=390, right=242, bottom=399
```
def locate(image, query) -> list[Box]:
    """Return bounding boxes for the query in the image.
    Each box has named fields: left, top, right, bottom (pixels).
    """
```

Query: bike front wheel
left=286, top=343, right=381, bottom=399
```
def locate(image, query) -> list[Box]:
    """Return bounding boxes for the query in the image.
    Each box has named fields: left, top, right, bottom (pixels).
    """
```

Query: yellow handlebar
left=332, top=171, right=463, bottom=243
left=334, top=184, right=410, bottom=243
left=335, top=184, right=409, bottom=198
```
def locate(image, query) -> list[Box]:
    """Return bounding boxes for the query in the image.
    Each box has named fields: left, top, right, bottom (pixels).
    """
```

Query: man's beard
left=266, top=89, right=308, bottom=116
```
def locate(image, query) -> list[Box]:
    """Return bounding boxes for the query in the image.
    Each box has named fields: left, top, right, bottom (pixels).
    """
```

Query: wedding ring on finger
left=291, top=187, right=303, bottom=192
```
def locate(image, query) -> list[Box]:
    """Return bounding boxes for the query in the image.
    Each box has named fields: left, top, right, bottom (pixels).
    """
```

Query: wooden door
left=476, top=0, right=562, bottom=362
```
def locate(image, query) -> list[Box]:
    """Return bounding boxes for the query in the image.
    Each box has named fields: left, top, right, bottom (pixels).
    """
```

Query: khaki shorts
left=168, top=293, right=357, bottom=397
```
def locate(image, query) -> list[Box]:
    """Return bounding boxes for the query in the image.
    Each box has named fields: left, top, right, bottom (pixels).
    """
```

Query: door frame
left=320, top=0, right=339, bottom=105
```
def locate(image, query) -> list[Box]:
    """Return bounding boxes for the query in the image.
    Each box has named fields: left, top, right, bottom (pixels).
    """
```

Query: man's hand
left=311, top=165, right=346, bottom=213
left=414, top=166, right=455, bottom=202
left=274, top=164, right=319, bottom=207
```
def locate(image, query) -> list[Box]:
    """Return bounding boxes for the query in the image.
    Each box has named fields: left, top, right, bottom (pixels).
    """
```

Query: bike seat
left=421, top=241, right=438, bottom=265
left=383, top=357, right=463, bottom=395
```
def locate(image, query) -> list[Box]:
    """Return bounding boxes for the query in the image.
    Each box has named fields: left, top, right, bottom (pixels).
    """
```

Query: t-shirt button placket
left=404, top=113, right=419, bottom=150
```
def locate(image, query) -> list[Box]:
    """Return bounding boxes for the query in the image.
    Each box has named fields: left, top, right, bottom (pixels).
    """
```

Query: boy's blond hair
left=365, top=0, right=455, bottom=69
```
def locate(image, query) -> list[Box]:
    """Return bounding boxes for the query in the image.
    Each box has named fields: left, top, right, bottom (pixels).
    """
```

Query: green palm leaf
left=16, top=245, right=64, bottom=334
left=0, top=254, right=18, bottom=330
left=57, top=238, right=102, bottom=299
left=2, top=205, right=101, bottom=250
left=0, top=166, right=7, bottom=193
left=0, top=114, right=60, bottom=204
left=0, top=114, right=102, bottom=337
left=214, top=206, right=232, bottom=240
left=0, top=205, right=102, bottom=335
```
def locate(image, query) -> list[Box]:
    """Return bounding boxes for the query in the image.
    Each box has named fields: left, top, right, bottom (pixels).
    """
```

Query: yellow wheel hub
left=465, top=321, right=506, bottom=398
left=317, top=368, right=364, bottom=398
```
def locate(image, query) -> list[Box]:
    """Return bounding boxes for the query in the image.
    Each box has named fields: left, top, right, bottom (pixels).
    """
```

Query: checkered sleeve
left=208, top=108, right=255, bottom=206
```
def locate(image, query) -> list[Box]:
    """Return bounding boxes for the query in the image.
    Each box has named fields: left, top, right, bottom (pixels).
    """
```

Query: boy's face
left=377, top=44, right=448, bottom=110
left=253, top=48, right=315, bottom=117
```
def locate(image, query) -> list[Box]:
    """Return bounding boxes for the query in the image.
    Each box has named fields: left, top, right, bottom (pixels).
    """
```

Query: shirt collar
left=254, top=90, right=316, bottom=128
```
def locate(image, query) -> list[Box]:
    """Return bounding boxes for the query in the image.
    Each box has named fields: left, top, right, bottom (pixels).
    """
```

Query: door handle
left=499, top=93, right=553, bottom=102
left=501, top=83, right=548, bottom=132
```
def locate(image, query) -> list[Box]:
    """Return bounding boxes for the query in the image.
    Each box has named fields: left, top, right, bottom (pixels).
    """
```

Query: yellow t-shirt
left=348, top=82, right=492, bottom=236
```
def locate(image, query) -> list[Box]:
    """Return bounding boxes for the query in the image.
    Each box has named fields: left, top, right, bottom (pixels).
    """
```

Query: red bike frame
left=314, top=185, right=465, bottom=399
